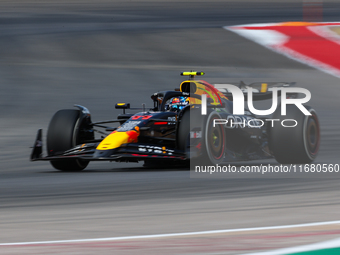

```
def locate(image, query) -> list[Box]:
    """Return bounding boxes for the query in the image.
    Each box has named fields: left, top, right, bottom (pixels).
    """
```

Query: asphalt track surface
left=1, top=1, right=340, bottom=254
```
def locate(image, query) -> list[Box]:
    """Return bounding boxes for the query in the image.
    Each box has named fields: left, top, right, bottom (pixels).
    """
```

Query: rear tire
left=47, top=109, right=89, bottom=171
left=269, top=105, right=320, bottom=164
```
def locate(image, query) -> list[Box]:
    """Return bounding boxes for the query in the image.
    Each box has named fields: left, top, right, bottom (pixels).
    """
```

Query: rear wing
left=215, top=82, right=297, bottom=101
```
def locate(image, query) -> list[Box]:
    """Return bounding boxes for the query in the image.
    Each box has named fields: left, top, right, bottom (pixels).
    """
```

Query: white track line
left=242, top=237, right=340, bottom=255
left=1, top=220, right=340, bottom=246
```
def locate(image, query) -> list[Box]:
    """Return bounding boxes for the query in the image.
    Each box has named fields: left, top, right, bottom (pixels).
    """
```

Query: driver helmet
left=168, top=96, right=189, bottom=112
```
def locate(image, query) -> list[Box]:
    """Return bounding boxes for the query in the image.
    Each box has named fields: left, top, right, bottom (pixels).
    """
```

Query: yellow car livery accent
left=261, top=83, right=268, bottom=93
left=181, top=71, right=205, bottom=76
left=96, top=130, right=139, bottom=150
left=199, top=87, right=218, bottom=104
left=180, top=80, right=228, bottom=105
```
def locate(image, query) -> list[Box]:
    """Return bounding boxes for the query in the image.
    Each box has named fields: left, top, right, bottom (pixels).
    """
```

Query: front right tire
left=203, top=111, right=225, bottom=165
left=177, top=108, right=225, bottom=165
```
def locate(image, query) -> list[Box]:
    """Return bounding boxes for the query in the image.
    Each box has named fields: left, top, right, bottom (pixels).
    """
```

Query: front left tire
left=47, top=109, right=90, bottom=171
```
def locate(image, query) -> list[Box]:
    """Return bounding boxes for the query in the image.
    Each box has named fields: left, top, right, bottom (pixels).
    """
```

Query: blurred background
left=1, top=0, right=340, bottom=254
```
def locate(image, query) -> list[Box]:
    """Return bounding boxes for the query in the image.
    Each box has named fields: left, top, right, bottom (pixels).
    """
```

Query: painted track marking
left=1, top=220, right=340, bottom=246
left=226, top=22, right=340, bottom=78
left=242, top=237, right=340, bottom=255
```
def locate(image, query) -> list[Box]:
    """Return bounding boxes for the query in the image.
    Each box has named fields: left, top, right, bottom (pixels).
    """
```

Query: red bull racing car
left=31, top=72, right=320, bottom=171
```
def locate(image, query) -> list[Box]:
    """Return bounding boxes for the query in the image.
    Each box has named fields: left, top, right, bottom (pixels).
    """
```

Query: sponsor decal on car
left=138, top=145, right=174, bottom=155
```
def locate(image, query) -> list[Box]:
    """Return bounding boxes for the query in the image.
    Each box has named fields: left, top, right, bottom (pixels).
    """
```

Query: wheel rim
left=208, top=117, right=224, bottom=160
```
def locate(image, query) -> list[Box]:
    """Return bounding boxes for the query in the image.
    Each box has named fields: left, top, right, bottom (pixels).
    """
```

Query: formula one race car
left=31, top=72, right=320, bottom=171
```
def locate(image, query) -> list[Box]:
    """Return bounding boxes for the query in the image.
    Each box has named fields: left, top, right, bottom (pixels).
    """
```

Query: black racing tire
left=177, top=107, right=204, bottom=158
left=269, top=105, right=320, bottom=164
left=47, top=109, right=89, bottom=171
left=177, top=109, right=225, bottom=166
left=177, top=109, right=191, bottom=155
left=202, top=111, right=225, bottom=165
